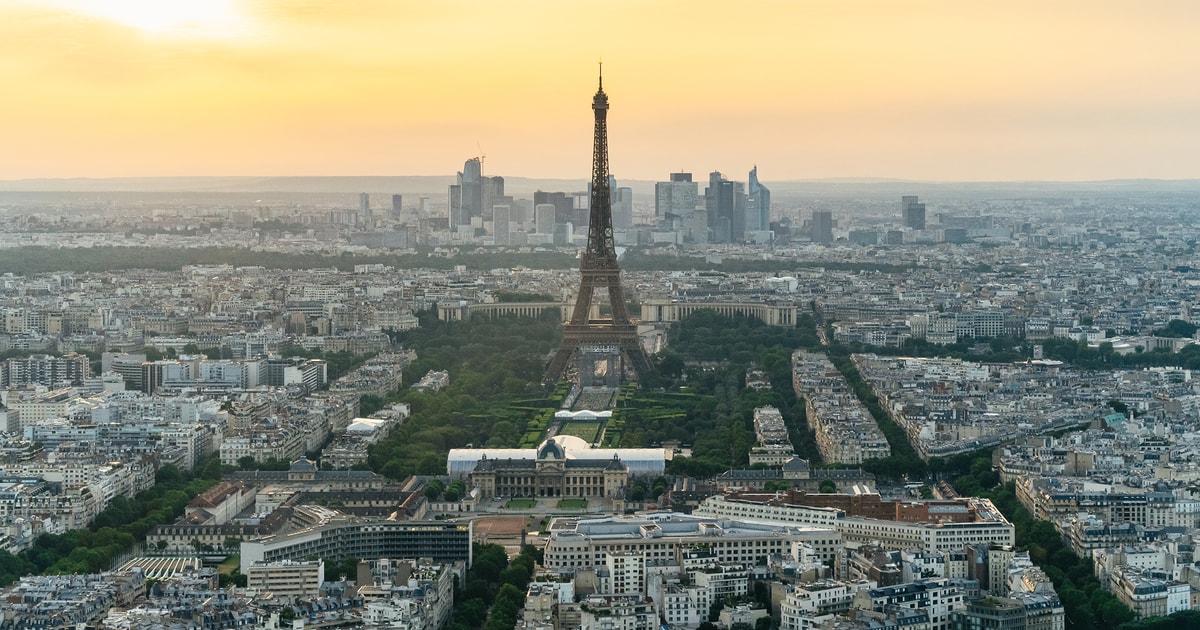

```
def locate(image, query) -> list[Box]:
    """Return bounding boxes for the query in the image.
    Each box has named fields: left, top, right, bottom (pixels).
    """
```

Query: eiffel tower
left=544, top=66, right=652, bottom=385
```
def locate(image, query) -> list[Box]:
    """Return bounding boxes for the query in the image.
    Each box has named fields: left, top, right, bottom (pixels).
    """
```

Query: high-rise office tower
left=511, top=199, right=531, bottom=232
left=492, top=204, right=511, bottom=245
left=746, top=165, right=771, bottom=232
left=656, top=172, right=705, bottom=243
left=811, top=210, right=834, bottom=243
left=655, top=172, right=698, bottom=221
left=705, top=172, right=745, bottom=243
left=535, top=203, right=556, bottom=234
left=571, top=191, right=591, bottom=228
left=612, top=186, right=633, bottom=232
left=902, top=195, right=926, bottom=230
left=551, top=222, right=573, bottom=245
left=447, top=185, right=463, bottom=228
left=705, top=172, right=723, bottom=241
left=534, top=191, right=575, bottom=225
left=358, top=193, right=372, bottom=226
left=448, top=158, right=480, bottom=229
left=448, top=158, right=505, bottom=230
left=391, top=194, right=402, bottom=212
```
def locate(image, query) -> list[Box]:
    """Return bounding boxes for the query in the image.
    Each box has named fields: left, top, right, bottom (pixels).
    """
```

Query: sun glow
left=38, top=0, right=248, bottom=36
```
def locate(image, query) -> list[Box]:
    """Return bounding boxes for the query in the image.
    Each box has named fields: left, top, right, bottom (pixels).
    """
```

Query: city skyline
left=3, top=1, right=1199, bottom=182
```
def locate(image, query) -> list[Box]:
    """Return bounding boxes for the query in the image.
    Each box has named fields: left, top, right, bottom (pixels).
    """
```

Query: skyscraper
left=492, top=204, right=511, bottom=245
left=902, top=196, right=926, bottom=230
left=746, top=165, right=771, bottom=232
left=358, top=193, right=372, bottom=227
left=534, top=191, right=574, bottom=224
left=534, top=203, right=555, bottom=234
left=655, top=172, right=698, bottom=221
left=611, top=185, right=633, bottom=233
left=705, top=172, right=745, bottom=243
left=448, top=158, right=479, bottom=229
left=448, top=158, right=505, bottom=230
left=655, top=172, right=701, bottom=241
left=811, top=210, right=834, bottom=243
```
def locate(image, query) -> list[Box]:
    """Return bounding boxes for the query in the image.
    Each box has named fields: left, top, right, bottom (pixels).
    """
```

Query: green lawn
left=557, top=498, right=588, bottom=509
left=558, top=421, right=602, bottom=443
left=217, top=556, right=240, bottom=575
left=506, top=498, right=538, bottom=509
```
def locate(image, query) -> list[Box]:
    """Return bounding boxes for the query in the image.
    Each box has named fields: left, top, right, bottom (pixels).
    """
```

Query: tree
left=657, top=351, right=685, bottom=379
left=819, top=480, right=837, bottom=493
left=454, top=598, right=487, bottom=628
left=1154, top=319, right=1198, bottom=338
left=360, top=394, right=385, bottom=416
left=1100, top=597, right=1135, bottom=627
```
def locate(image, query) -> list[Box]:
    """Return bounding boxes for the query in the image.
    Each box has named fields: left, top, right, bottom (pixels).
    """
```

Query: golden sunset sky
left=2, top=0, right=1197, bottom=181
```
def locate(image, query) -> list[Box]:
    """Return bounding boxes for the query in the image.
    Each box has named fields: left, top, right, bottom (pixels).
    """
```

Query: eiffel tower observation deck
left=544, top=66, right=652, bottom=386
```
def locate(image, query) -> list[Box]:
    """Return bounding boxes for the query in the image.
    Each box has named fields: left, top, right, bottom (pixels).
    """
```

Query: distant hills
left=2, top=175, right=1199, bottom=201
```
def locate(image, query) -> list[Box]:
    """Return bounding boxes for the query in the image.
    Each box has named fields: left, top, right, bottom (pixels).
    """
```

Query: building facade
left=468, top=439, right=629, bottom=500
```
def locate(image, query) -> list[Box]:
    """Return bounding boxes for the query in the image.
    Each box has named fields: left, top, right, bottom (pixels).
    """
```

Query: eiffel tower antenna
left=544, top=67, right=652, bottom=386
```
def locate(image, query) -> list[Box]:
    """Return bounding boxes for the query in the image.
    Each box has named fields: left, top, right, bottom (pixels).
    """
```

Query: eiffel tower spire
left=544, top=68, right=652, bottom=386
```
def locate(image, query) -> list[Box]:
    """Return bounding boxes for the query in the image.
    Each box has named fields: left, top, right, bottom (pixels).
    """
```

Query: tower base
left=545, top=323, right=651, bottom=386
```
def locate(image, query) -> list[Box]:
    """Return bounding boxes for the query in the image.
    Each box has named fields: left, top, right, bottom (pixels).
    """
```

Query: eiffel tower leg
left=544, top=347, right=574, bottom=384
left=622, top=340, right=653, bottom=382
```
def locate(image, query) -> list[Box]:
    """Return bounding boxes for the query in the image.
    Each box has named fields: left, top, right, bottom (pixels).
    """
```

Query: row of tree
left=0, top=461, right=219, bottom=587
left=823, top=343, right=929, bottom=479
left=0, top=244, right=927, bottom=278
left=366, top=311, right=563, bottom=479
left=0, top=246, right=579, bottom=275
left=620, top=250, right=920, bottom=274
left=660, top=309, right=820, bottom=367
left=950, top=457, right=1148, bottom=630
left=832, top=328, right=1200, bottom=373
left=450, top=543, right=538, bottom=630
left=643, top=310, right=824, bottom=473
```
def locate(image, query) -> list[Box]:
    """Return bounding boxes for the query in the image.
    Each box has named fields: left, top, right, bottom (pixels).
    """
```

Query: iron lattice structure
left=544, top=69, right=652, bottom=385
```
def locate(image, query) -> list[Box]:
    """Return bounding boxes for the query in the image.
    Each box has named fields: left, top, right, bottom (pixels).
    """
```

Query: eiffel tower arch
left=544, top=67, right=653, bottom=386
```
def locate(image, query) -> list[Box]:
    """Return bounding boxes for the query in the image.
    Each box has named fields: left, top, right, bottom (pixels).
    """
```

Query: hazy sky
left=3, top=1, right=1198, bottom=181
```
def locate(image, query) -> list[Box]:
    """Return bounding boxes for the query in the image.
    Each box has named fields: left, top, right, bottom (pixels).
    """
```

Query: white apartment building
left=1108, top=566, right=1190, bottom=619
left=694, top=494, right=1015, bottom=554
left=780, top=580, right=866, bottom=630
left=542, top=514, right=842, bottom=571
left=247, top=560, right=324, bottom=599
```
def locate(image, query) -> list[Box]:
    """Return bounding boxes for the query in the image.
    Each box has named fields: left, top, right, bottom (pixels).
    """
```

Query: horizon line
left=3, top=175, right=1199, bottom=186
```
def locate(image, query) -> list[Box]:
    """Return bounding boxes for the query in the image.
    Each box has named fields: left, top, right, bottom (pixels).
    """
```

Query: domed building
left=460, top=436, right=652, bottom=500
